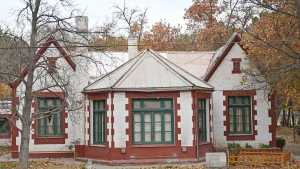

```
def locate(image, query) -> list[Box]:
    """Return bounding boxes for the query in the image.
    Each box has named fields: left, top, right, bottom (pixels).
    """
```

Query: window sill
left=227, top=134, right=255, bottom=141
left=199, top=142, right=211, bottom=145
left=132, top=144, right=176, bottom=148
left=90, top=144, right=108, bottom=147
left=34, top=136, right=66, bottom=144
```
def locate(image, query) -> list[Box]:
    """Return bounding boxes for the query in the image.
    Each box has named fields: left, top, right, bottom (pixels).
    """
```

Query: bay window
left=132, top=99, right=174, bottom=144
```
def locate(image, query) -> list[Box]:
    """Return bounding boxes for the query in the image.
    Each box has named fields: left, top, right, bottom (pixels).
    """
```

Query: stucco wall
left=113, top=92, right=128, bottom=148
left=178, top=91, right=193, bottom=146
left=209, top=44, right=271, bottom=147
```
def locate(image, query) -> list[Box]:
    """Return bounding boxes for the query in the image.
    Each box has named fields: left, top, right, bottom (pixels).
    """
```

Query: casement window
left=132, top=99, right=174, bottom=144
left=93, top=100, right=106, bottom=144
left=198, top=99, right=207, bottom=142
left=232, top=58, right=241, bottom=74
left=0, top=118, right=9, bottom=135
left=37, top=98, right=63, bottom=137
left=228, top=96, right=252, bottom=134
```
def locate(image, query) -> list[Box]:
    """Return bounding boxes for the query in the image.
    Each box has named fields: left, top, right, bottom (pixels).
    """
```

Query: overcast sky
left=0, top=0, right=192, bottom=30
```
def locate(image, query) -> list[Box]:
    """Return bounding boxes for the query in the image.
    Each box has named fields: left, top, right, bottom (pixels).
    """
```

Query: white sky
left=0, top=0, right=192, bottom=31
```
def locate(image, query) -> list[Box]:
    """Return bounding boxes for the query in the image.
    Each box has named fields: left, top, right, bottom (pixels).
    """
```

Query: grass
left=0, top=160, right=85, bottom=169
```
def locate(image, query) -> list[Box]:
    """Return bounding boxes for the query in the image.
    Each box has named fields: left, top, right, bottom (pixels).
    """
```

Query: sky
left=0, top=0, right=192, bottom=31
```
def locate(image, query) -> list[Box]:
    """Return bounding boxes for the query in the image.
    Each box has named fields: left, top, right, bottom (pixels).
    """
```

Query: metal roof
left=84, top=49, right=213, bottom=92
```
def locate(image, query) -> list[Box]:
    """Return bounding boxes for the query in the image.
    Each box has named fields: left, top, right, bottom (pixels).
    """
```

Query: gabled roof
left=203, top=32, right=241, bottom=81
left=10, top=36, right=76, bottom=87
left=84, top=49, right=213, bottom=92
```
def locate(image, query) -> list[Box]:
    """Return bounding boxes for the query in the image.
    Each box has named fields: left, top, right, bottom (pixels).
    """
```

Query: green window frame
left=0, top=118, right=9, bottom=134
left=93, top=100, right=106, bottom=144
left=132, top=99, right=174, bottom=144
left=228, top=96, right=252, bottom=135
left=198, top=99, right=207, bottom=142
left=37, top=97, right=63, bottom=137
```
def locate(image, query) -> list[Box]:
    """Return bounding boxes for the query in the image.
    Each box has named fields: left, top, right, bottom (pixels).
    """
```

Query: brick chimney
left=128, top=34, right=138, bottom=59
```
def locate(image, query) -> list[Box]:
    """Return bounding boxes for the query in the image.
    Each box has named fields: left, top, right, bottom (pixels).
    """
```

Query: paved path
left=284, top=143, right=300, bottom=161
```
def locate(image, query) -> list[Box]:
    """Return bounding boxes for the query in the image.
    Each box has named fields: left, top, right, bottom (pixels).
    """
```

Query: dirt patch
left=0, top=160, right=85, bottom=169
left=0, top=146, right=9, bottom=157
left=277, top=127, right=300, bottom=144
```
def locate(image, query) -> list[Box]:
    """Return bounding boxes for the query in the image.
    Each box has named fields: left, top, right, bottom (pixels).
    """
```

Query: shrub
left=259, top=144, right=271, bottom=148
left=228, top=143, right=241, bottom=154
left=245, top=143, right=253, bottom=149
left=276, top=137, right=286, bottom=150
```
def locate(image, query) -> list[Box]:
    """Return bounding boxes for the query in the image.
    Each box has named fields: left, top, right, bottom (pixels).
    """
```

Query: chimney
left=75, top=16, right=89, bottom=33
left=128, top=34, right=138, bottom=59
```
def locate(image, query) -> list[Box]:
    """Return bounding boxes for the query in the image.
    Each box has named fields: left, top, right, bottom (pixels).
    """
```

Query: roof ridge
left=148, top=49, right=196, bottom=87
left=149, top=49, right=213, bottom=88
left=110, top=50, right=147, bottom=88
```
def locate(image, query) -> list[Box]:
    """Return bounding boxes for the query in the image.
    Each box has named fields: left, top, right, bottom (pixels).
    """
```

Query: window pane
left=154, top=123, right=161, bottom=131
left=165, top=132, right=172, bottom=142
left=145, top=132, right=151, bottom=142
left=0, top=119, right=9, bottom=134
left=134, top=123, right=141, bottom=132
left=144, top=123, right=151, bottom=132
left=154, top=132, right=161, bottom=142
left=143, top=100, right=160, bottom=109
left=144, top=113, right=151, bottom=122
left=134, top=132, right=141, bottom=142
left=165, top=122, right=171, bottom=131
left=133, top=101, right=141, bottom=109
left=94, top=101, right=105, bottom=111
left=163, top=100, right=172, bottom=109
left=134, top=113, right=141, bottom=122
left=165, top=113, right=171, bottom=122
left=154, top=113, right=161, bottom=122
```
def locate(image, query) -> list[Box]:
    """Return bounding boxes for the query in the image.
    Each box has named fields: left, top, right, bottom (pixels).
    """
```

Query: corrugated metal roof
left=84, top=49, right=213, bottom=92
left=161, top=51, right=215, bottom=79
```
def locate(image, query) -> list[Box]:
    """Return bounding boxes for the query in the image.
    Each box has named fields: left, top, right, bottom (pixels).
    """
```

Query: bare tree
left=0, top=1, right=97, bottom=168
left=113, top=0, right=148, bottom=43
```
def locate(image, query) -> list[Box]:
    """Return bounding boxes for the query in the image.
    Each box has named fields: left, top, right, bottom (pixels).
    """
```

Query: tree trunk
left=282, top=109, right=287, bottom=126
left=19, top=124, right=30, bottom=168
left=294, top=0, right=300, bottom=39
left=19, top=69, right=34, bottom=169
left=287, top=108, right=291, bottom=127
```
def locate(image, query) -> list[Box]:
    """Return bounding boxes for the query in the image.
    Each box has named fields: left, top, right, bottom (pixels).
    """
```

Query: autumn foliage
left=243, top=1, right=300, bottom=110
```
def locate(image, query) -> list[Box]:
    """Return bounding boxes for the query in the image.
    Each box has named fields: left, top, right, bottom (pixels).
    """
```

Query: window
left=93, top=100, right=106, bottom=144
left=0, top=118, right=9, bottom=135
left=228, top=96, right=252, bottom=134
left=132, top=99, right=174, bottom=144
left=232, top=58, right=241, bottom=73
left=198, top=99, right=207, bottom=142
left=37, top=98, right=63, bottom=137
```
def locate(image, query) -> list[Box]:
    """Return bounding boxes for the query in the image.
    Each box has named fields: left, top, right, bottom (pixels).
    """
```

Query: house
left=9, top=16, right=90, bottom=158
left=74, top=33, right=276, bottom=162
left=7, top=16, right=276, bottom=163
left=0, top=98, right=12, bottom=146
